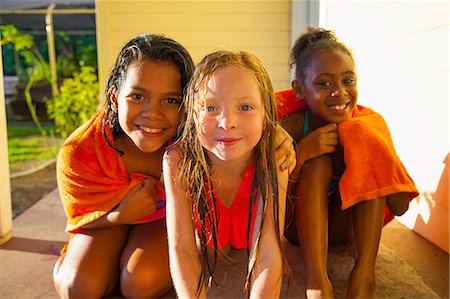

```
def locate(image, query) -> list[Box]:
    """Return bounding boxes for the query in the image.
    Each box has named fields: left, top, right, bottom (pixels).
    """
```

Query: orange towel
left=276, top=89, right=418, bottom=210
left=57, top=107, right=165, bottom=234
left=276, top=88, right=307, bottom=119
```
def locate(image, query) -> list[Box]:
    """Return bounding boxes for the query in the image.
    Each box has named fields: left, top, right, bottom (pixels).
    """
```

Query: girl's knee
left=387, top=192, right=410, bottom=216
left=121, top=266, right=172, bottom=298
left=54, top=266, right=113, bottom=299
left=301, top=155, right=333, bottom=183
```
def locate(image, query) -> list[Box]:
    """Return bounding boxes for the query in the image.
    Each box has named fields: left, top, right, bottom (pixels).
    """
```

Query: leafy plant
left=1, top=24, right=51, bottom=136
left=47, top=66, right=99, bottom=137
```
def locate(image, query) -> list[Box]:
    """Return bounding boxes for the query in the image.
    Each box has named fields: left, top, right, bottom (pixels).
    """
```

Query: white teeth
left=331, top=104, right=347, bottom=111
left=141, top=126, right=162, bottom=133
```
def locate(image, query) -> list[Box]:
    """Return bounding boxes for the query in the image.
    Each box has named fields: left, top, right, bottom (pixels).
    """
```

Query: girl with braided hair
left=279, top=27, right=418, bottom=298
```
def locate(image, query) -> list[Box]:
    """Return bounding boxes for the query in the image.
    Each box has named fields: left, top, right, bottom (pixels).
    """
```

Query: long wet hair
left=290, top=27, right=354, bottom=83
left=101, top=34, right=194, bottom=153
left=175, top=50, right=282, bottom=297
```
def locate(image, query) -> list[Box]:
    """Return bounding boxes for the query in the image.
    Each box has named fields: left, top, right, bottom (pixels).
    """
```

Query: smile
left=216, top=138, right=240, bottom=146
left=329, top=102, right=350, bottom=111
left=139, top=126, right=163, bottom=134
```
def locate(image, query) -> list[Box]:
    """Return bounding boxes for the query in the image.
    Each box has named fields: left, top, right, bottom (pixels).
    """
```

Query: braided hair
left=290, top=27, right=354, bottom=83
left=102, top=34, right=194, bottom=153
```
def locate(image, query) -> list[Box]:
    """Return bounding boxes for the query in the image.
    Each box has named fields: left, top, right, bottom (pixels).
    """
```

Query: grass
left=7, top=124, right=62, bottom=164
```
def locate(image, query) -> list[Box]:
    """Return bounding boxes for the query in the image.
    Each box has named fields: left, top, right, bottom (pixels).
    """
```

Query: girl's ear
left=291, top=79, right=305, bottom=99
left=108, top=85, right=118, bottom=112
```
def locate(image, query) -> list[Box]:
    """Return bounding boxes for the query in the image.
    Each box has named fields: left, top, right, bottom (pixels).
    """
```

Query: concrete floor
left=0, top=188, right=448, bottom=298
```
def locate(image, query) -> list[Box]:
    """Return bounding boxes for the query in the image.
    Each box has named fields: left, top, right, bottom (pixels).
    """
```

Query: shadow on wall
left=398, top=153, right=449, bottom=253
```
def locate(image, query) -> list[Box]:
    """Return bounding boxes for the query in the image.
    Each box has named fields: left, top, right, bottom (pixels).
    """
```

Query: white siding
left=318, top=0, right=449, bottom=252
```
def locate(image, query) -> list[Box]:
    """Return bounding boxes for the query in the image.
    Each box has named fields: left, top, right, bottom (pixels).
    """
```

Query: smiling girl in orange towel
left=53, top=35, right=295, bottom=299
left=279, top=27, right=418, bottom=298
left=52, top=34, right=195, bottom=298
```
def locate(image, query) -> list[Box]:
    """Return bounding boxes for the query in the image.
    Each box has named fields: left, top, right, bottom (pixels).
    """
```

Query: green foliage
left=1, top=24, right=51, bottom=136
left=47, top=66, right=99, bottom=137
left=1, top=25, right=34, bottom=53
left=0, top=24, right=50, bottom=79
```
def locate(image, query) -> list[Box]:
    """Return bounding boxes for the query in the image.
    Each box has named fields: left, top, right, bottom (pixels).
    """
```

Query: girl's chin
left=134, top=140, right=167, bottom=153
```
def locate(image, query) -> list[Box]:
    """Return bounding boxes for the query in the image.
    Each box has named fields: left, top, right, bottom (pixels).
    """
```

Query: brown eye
left=164, top=97, right=182, bottom=105
left=344, top=78, right=355, bottom=85
left=131, top=93, right=143, bottom=100
left=318, top=81, right=331, bottom=87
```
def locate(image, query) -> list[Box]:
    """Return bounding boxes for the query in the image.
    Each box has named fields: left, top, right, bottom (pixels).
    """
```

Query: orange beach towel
left=276, top=89, right=418, bottom=210
left=57, top=107, right=165, bottom=233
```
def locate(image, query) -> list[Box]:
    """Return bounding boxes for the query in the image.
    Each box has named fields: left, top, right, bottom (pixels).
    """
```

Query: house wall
left=316, top=0, right=449, bottom=252
left=0, top=44, right=13, bottom=245
left=95, top=0, right=292, bottom=94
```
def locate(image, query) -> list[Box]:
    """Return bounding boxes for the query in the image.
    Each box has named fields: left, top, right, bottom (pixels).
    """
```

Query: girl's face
left=197, top=65, right=265, bottom=163
left=116, top=60, right=183, bottom=153
left=294, top=49, right=357, bottom=124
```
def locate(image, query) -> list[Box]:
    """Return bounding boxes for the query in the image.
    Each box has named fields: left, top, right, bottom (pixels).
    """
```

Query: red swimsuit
left=194, top=162, right=259, bottom=249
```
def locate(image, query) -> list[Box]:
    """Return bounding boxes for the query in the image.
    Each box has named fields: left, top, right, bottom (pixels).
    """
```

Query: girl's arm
left=163, top=148, right=205, bottom=299
left=290, top=123, right=339, bottom=179
left=280, top=111, right=338, bottom=179
left=250, top=166, right=288, bottom=298
left=80, top=179, right=158, bottom=229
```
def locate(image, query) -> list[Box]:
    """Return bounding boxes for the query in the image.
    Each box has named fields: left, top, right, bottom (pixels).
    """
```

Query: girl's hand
left=274, top=124, right=296, bottom=174
left=299, top=123, right=339, bottom=164
left=113, top=179, right=158, bottom=224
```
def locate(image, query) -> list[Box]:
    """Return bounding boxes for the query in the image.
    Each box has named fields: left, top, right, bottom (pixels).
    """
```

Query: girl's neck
left=207, top=151, right=253, bottom=208
left=307, top=108, right=329, bottom=130
left=115, top=136, right=165, bottom=177
left=208, top=151, right=252, bottom=179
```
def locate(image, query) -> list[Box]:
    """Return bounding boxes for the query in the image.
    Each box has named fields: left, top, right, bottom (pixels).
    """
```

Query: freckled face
left=297, top=49, right=357, bottom=124
left=116, top=60, right=183, bottom=153
left=197, top=66, right=265, bottom=163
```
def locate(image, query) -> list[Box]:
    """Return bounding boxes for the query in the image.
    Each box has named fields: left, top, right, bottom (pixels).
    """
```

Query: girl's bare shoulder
left=163, top=143, right=183, bottom=166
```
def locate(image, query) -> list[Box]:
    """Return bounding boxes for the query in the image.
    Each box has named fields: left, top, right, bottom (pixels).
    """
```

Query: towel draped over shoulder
left=276, top=89, right=418, bottom=212
left=57, top=107, right=165, bottom=233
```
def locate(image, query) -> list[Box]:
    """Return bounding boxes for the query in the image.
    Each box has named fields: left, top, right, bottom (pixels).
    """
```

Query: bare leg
left=328, top=191, right=353, bottom=246
left=295, top=156, right=334, bottom=299
left=120, top=218, right=172, bottom=298
left=347, top=197, right=386, bottom=298
left=53, top=225, right=129, bottom=299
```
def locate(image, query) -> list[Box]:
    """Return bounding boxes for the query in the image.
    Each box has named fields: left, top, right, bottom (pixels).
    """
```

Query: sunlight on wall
left=400, top=194, right=433, bottom=227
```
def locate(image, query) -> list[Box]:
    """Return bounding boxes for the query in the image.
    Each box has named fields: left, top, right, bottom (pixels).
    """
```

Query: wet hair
left=102, top=34, right=195, bottom=153
left=290, top=27, right=354, bottom=82
left=175, top=50, right=282, bottom=297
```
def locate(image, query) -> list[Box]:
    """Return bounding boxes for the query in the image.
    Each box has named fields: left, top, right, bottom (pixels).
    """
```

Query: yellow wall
left=0, top=42, right=13, bottom=245
left=95, top=0, right=292, bottom=94
left=318, top=0, right=449, bottom=252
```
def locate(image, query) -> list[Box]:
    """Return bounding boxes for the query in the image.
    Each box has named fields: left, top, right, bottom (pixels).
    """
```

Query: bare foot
left=305, top=278, right=333, bottom=299
left=306, top=288, right=334, bottom=299
left=346, top=266, right=375, bottom=298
